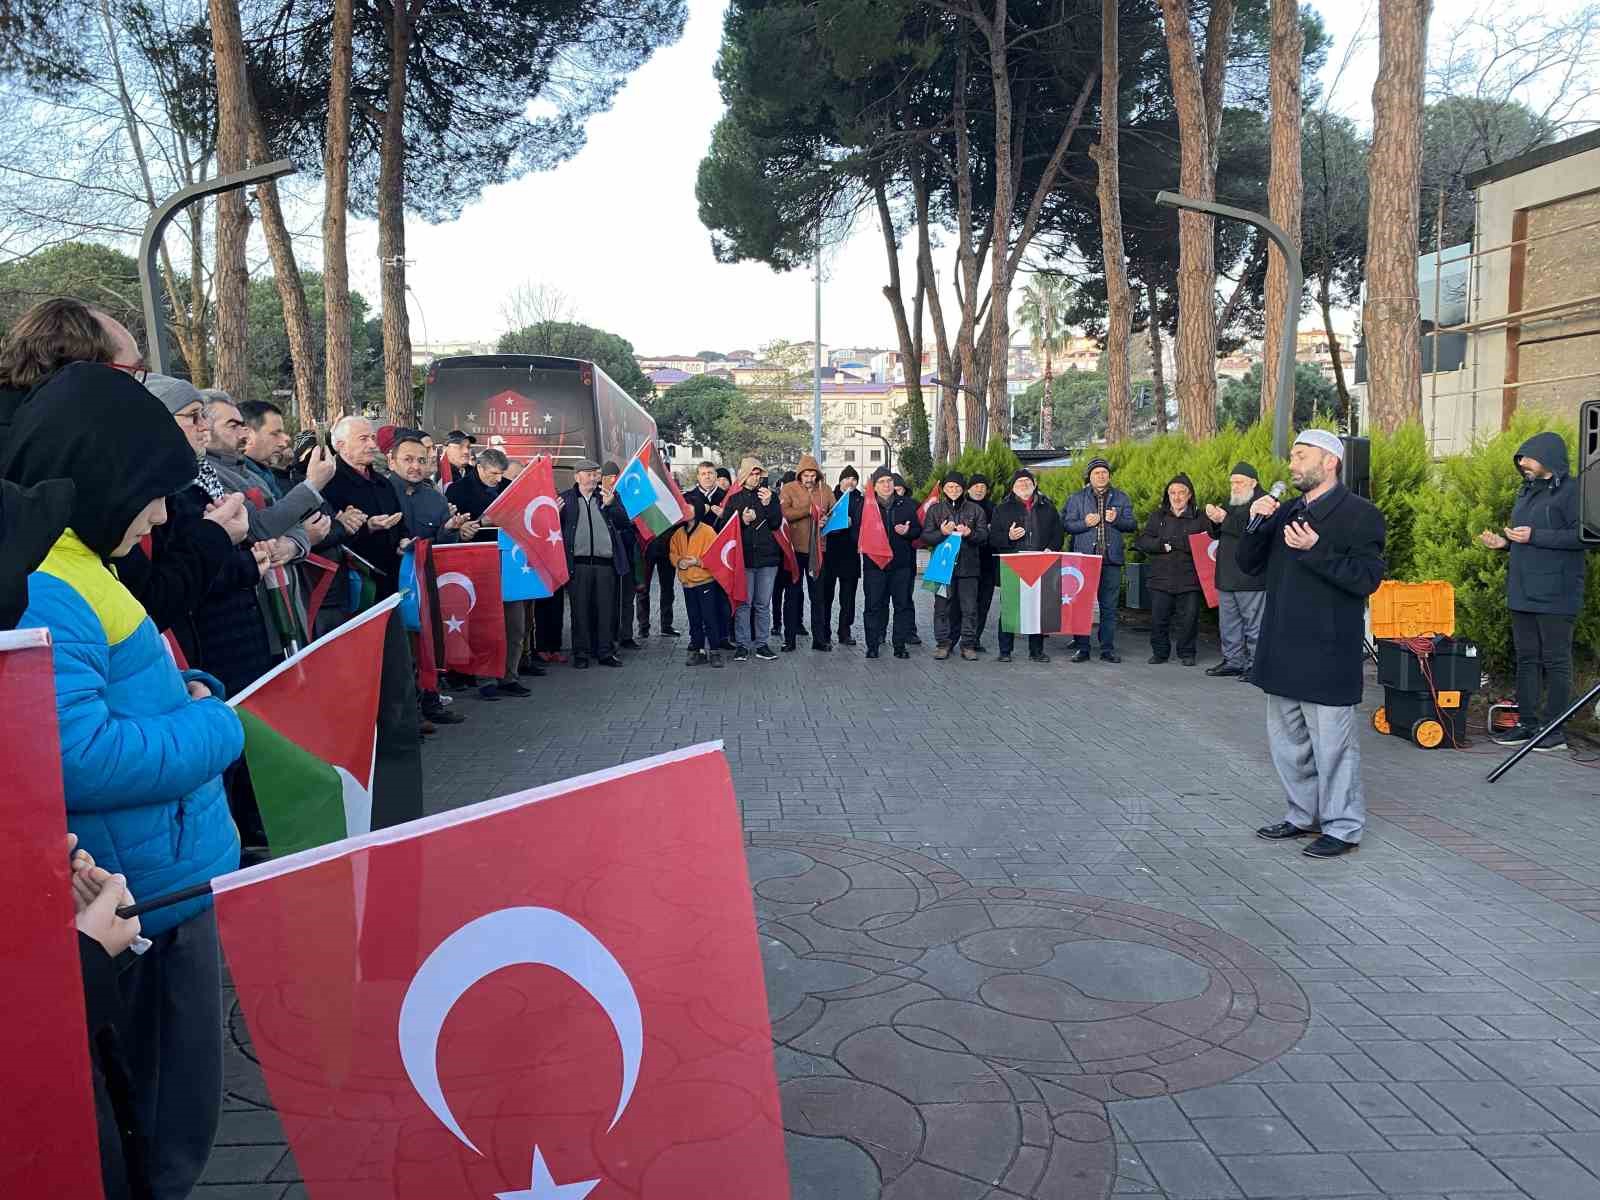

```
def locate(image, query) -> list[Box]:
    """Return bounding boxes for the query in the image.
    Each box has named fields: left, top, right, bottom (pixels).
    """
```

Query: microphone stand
left=1487, top=679, right=1600, bottom=783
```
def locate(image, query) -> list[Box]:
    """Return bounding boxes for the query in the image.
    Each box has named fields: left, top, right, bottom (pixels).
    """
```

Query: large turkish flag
left=484, top=455, right=570, bottom=592
left=1058, top=551, right=1104, bottom=637
left=0, top=629, right=104, bottom=1200
left=704, top=516, right=748, bottom=604
left=431, top=542, right=505, bottom=677
left=214, top=744, right=789, bottom=1200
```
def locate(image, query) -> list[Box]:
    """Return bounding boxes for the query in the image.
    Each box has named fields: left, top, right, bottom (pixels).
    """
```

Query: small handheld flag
left=922, top=532, right=961, bottom=595
left=859, top=492, right=893, bottom=568
left=616, top=440, right=689, bottom=542
left=483, top=454, right=569, bottom=591
left=705, top=516, right=748, bottom=604
left=1190, top=532, right=1220, bottom=608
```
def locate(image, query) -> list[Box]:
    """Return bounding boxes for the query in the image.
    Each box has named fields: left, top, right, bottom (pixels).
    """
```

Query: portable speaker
left=1342, top=435, right=1371, bottom=499
left=1582, top=400, right=1599, bottom=545
left=1124, top=560, right=1149, bottom=610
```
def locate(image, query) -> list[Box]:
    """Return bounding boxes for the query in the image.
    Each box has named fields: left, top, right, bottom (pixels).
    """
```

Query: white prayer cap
left=1293, top=429, right=1344, bottom=460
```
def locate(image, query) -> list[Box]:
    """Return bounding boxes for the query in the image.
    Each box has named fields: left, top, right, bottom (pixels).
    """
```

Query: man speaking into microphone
left=1238, top=430, right=1386, bottom=859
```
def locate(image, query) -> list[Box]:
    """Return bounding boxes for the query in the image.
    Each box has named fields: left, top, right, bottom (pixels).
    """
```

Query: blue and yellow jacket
left=23, top=532, right=243, bottom=936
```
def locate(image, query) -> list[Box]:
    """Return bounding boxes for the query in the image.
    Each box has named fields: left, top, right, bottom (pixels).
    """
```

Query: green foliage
left=899, top=390, right=932, bottom=492
left=1410, top=418, right=1599, bottom=678
left=945, top=438, right=1022, bottom=492
left=497, top=321, right=653, bottom=400
left=1217, top=363, right=1339, bottom=431
left=714, top=395, right=812, bottom=467
left=0, top=241, right=146, bottom=345
left=650, top=374, right=739, bottom=445
left=1014, top=371, right=1111, bottom=447
left=1368, top=423, right=1430, bottom=583
left=245, top=270, right=385, bottom=412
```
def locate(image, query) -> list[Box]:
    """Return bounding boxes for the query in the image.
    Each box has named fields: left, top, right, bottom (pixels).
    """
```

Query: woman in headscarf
left=1, top=362, right=244, bottom=1200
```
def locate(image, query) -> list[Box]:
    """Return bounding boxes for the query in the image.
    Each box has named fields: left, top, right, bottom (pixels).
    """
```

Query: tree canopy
left=497, top=320, right=654, bottom=401
left=1217, top=361, right=1337, bottom=430
left=649, top=374, right=740, bottom=445
left=714, top=395, right=811, bottom=466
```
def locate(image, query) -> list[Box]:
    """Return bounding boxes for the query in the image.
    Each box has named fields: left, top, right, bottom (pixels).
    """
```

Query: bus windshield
left=424, top=360, right=595, bottom=464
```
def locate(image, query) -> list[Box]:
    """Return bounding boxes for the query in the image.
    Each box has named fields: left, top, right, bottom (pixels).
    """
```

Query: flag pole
left=116, top=880, right=214, bottom=920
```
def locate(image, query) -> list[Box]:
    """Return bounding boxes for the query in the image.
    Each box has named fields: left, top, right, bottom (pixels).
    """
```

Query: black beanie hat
left=1009, top=468, right=1035, bottom=487
left=870, top=465, right=894, bottom=483
left=1, top=363, right=198, bottom=559
left=942, top=470, right=967, bottom=489
left=1083, top=456, right=1112, bottom=482
left=968, top=473, right=990, bottom=488
left=1231, top=461, right=1259, bottom=481
left=837, top=464, right=859, bottom=482
left=601, top=460, right=621, bottom=478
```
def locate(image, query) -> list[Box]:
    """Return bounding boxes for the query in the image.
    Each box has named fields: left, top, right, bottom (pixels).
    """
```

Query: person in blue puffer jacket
left=2, top=362, right=244, bottom=1200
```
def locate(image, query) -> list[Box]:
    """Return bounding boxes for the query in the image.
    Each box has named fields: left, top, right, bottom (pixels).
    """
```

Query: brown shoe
left=960, top=647, right=978, bottom=661
left=933, top=645, right=951, bottom=660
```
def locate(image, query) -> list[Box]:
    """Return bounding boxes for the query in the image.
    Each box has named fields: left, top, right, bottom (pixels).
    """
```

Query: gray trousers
left=1267, top=695, right=1365, bottom=843
left=1218, top=589, right=1266, bottom=669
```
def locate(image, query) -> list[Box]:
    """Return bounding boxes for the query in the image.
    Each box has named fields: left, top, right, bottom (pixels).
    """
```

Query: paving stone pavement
left=201, top=594, right=1600, bottom=1200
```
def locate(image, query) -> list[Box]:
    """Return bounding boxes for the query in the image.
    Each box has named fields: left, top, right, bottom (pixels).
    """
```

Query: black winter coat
left=921, top=496, right=990, bottom=577
left=722, top=485, right=785, bottom=569
left=319, top=457, right=406, bottom=596
left=866, top=493, right=921, bottom=571
left=1214, top=487, right=1267, bottom=593
left=117, top=486, right=236, bottom=632
left=1237, top=483, right=1386, bottom=707
left=1506, top=431, right=1585, bottom=616
left=823, top=489, right=864, bottom=577
left=444, top=469, right=507, bottom=520
left=1136, top=505, right=1215, bottom=593
left=988, top=493, right=1064, bottom=556
left=970, top=495, right=999, bottom=585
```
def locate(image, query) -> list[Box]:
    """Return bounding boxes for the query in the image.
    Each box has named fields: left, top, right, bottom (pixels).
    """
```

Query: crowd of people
left=0, top=293, right=1584, bottom=1199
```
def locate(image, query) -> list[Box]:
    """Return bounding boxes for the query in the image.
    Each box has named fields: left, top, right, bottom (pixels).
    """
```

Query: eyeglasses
left=110, top=361, right=150, bottom=383
left=175, top=409, right=205, bottom=428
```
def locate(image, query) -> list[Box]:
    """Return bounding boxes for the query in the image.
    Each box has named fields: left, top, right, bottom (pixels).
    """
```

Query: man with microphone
left=1238, top=430, right=1386, bottom=859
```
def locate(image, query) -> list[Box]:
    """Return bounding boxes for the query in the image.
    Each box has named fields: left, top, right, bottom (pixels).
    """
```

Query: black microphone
left=1246, top=480, right=1288, bottom=534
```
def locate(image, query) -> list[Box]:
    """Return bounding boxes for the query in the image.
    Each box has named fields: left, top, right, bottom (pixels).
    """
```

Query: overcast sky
left=340, top=0, right=1590, bottom=357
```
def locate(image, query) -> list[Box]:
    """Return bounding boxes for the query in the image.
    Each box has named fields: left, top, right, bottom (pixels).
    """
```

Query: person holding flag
left=722, top=457, right=784, bottom=662
left=669, top=502, right=727, bottom=666
left=601, top=461, right=641, bottom=651
left=821, top=466, right=863, bottom=645
left=861, top=466, right=920, bottom=659
left=559, top=459, right=631, bottom=668
left=1061, top=457, right=1138, bottom=663
left=779, top=453, right=832, bottom=652
left=920, top=471, right=989, bottom=661
left=988, top=469, right=1064, bottom=663
left=1204, top=463, right=1268, bottom=679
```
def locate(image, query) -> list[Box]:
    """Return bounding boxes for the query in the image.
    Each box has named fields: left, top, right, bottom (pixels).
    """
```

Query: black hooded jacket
left=0, top=477, right=75, bottom=629
left=0, top=363, right=197, bottom=559
left=1505, top=431, right=1584, bottom=616
left=1135, top=472, right=1214, bottom=593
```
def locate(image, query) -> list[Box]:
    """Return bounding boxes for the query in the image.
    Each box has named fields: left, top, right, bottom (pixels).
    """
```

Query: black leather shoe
left=1148, top=654, right=1168, bottom=664
left=1180, top=657, right=1196, bottom=666
left=497, top=680, right=533, bottom=697
left=1257, top=822, right=1318, bottom=840
left=620, top=638, right=640, bottom=650
left=1206, top=664, right=1243, bottom=677
left=838, top=634, right=857, bottom=646
left=659, top=627, right=680, bottom=637
left=518, top=659, right=548, bottom=677
left=812, top=642, right=831, bottom=651
left=906, top=634, right=923, bottom=646
left=893, top=646, right=910, bottom=659
left=1303, top=834, right=1358, bottom=858
left=598, top=654, right=624, bottom=667
left=1100, top=652, right=1121, bottom=663
left=1072, top=649, right=1090, bottom=663
left=781, top=643, right=797, bottom=653
left=573, top=655, right=590, bottom=670
left=865, top=646, right=880, bottom=659
left=1029, top=652, right=1051, bottom=664
left=997, top=652, right=1012, bottom=662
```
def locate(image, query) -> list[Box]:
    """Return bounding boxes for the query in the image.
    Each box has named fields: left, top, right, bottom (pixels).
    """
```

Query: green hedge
left=1018, top=417, right=1591, bottom=681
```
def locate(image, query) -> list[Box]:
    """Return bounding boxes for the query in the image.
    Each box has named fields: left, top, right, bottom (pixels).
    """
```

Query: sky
left=339, top=0, right=1590, bottom=357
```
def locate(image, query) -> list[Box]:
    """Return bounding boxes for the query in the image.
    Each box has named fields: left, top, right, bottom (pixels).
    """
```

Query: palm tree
left=1017, top=273, right=1072, bottom=447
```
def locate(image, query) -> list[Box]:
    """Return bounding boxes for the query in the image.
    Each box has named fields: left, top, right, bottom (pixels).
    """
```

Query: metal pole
left=813, top=238, right=823, bottom=461
left=1155, top=190, right=1301, bottom=460
left=139, top=159, right=296, bottom=375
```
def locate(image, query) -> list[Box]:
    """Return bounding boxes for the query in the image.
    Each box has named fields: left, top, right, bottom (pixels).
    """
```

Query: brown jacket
left=779, top=454, right=829, bottom=554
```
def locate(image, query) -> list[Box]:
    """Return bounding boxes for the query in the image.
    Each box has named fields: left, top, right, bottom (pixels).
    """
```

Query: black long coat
left=1236, top=483, right=1386, bottom=707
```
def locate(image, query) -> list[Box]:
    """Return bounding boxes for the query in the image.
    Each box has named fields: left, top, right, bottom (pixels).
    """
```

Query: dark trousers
left=683, top=582, right=724, bottom=651
left=934, top=576, right=979, bottom=649
left=953, top=568, right=994, bottom=644
left=713, top=587, right=734, bottom=647
left=772, top=568, right=793, bottom=638
left=784, top=551, right=827, bottom=647
left=864, top=564, right=914, bottom=650
left=635, top=554, right=676, bottom=634
left=534, top=591, right=564, bottom=653
left=118, top=908, right=222, bottom=1200
left=822, top=565, right=859, bottom=637
left=1072, top=563, right=1123, bottom=653
left=570, top=561, right=617, bottom=658
left=1512, top=610, right=1575, bottom=730
left=998, top=630, right=1045, bottom=658
left=1149, top=587, right=1201, bottom=660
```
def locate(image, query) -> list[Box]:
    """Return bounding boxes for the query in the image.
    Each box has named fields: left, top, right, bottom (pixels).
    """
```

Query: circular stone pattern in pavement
left=748, top=833, right=1310, bottom=1200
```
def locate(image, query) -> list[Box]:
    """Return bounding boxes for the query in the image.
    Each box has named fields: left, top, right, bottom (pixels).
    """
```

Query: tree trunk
left=984, top=0, right=1013, bottom=444
left=207, top=0, right=252, bottom=398
left=952, top=38, right=985, bottom=451
left=1157, top=0, right=1222, bottom=439
left=378, top=0, right=416, bottom=426
left=1259, top=0, right=1303, bottom=425
left=1094, top=0, right=1133, bottom=446
left=873, top=176, right=923, bottom=457
left=1039, top=323, right=1053, bottom=449
left=246, top=114, right=317, bottom=420
left=322, top=0, right=355, bottom=426
left=186, top=203, right=211, bottom=388
left=915, top=168, right=957, bottom=462
left=1319, top=275, right=1352, bottom=423
left=1364, top=0, right=1430, bottom=433
left=1146, top=280, right=1169, bottom=435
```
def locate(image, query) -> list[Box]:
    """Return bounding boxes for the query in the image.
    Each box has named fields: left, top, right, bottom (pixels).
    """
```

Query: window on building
left=819, top=449, right=828, bottom=463
left=869, top=425, right=882, bottom=437
left=843, top=449, right=856, bottom=462
left=790, top=401, right=804, bottom=417
left=690, top=444, right=702, bottom=457
left=844, top=403, right=857, bottom=418
left=871, top=403, right=883, bottom=416
left=869, top=449, right=882, bottom=462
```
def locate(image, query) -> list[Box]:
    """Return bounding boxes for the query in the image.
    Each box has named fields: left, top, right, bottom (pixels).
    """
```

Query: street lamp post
left=854, top=428, right=892, bottom=472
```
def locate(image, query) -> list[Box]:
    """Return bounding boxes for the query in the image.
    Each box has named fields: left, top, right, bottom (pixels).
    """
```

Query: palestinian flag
left=344, top=547, right=379, bottom=614
left=999, top=552, right=1062, bottom=635
left=261, top=563, right=307, bottom=653
left=617, top=439, right=689, bottom=541
left=227, top=595, right=400, bottom=857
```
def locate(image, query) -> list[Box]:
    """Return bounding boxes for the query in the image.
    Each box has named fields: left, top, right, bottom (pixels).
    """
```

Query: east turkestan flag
left=1000, top=551, right=1063, bottom=635
left=214, top=743, right=791, bottom=1200
left=227, top=595, right=400, bottom=856
left=922, top=532, right=961, bottom=594
left=616, top=440, right=689, bottom=542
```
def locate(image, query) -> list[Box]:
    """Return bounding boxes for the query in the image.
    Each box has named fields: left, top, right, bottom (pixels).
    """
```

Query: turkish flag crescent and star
left=431, top=542, right=506, bottom=677
left=1058, top=551, right=1105, bottom=637
left=0, top=629, right=103, bottom=1200
left=704, top=515, right=748, bottom=604
left=214, top=743, right=791, bottom=1200
left=1190, top=532, right=1221, bottom=608
left=484, top=455, right=571, bottom=592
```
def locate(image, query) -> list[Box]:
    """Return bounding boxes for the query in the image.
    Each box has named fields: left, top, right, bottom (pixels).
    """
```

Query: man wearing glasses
left=0, top=297, right=147, bottom=456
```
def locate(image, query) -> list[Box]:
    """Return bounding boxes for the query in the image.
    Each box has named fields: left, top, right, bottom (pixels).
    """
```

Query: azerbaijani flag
left=227, top=595, right=400, bottom=856
left=617, top=439, right=689, bottom=541
left=999, top=552, right=1063, bottom=635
